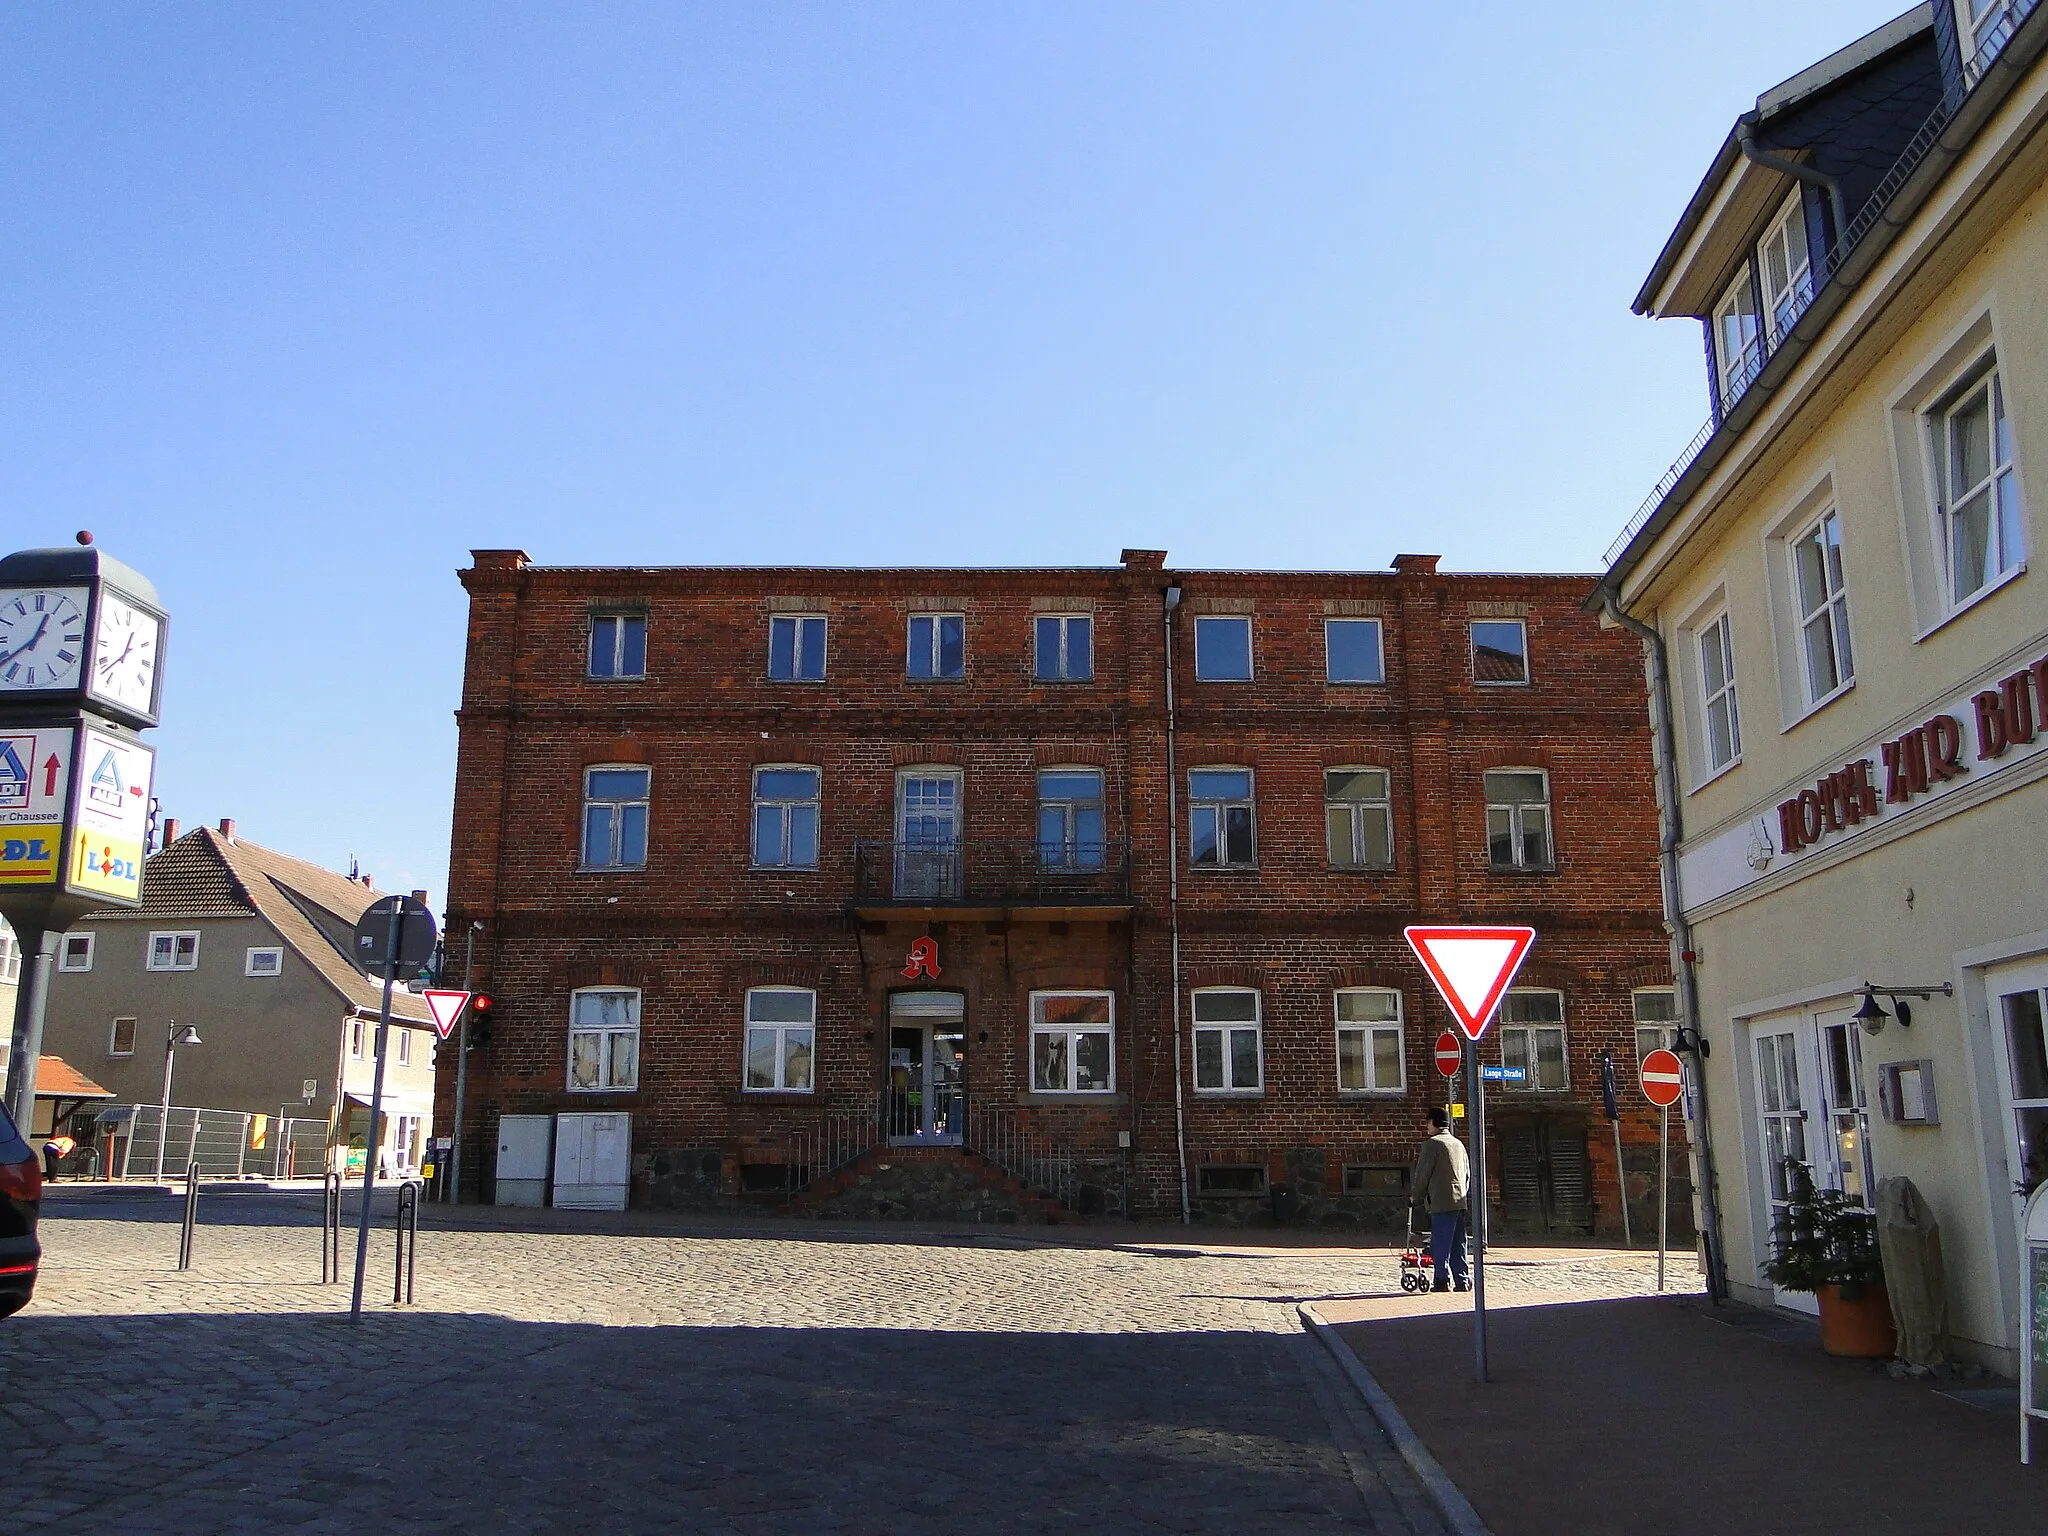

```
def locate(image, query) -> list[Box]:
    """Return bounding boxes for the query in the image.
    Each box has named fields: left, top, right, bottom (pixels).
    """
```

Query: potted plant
left=1761, top=1160, right=1896, bottom=1358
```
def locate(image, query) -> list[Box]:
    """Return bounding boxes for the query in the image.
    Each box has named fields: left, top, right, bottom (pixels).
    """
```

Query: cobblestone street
left=0, top=1194, right=1689, bottom=1534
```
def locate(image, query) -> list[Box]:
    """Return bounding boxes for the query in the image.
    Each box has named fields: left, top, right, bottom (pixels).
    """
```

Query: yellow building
left=1596, top=2, right=2048, bottom=1370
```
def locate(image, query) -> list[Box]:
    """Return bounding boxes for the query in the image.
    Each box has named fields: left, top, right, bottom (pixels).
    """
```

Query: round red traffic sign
left=1640, top=1048, right=1685, bottom=1108
left=1434, top=1031, right=1463, bottom=1078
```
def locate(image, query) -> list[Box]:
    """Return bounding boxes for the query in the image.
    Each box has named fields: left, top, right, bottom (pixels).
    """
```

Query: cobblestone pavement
left=0, top=1196, right=1686, bottom=1534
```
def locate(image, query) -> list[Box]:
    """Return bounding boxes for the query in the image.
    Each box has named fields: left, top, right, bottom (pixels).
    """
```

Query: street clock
left=0, top=541, right=166, bottom=728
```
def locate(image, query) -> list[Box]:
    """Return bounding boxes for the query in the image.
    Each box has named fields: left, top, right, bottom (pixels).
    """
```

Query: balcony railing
left=852, top=838, right=1132, bottom=906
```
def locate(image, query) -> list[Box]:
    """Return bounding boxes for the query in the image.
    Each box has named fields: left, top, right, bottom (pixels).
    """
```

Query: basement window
left=1196, top=1165, right=1267, bottom=1196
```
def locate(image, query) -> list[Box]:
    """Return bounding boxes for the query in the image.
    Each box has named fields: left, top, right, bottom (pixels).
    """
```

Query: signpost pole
left=1615, top=1117, right=1634, bottom=1248
left=2, top=924, right=56, bottom=1128
left=1466, top=1032, right=1488, bottom=1385
left=1657, top=1103, right=1670, bottom=1293
left=450, top=922, right=476, bottom=1204
left=349, top=903, right=404, bottom=1323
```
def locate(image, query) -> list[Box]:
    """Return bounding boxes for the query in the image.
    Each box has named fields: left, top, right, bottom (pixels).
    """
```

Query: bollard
left=392, top=1179, right=419, bottom=1305
left=321, top=1170, right=343, bottom=1284
left=177, top=1162, right=199, bottom=1270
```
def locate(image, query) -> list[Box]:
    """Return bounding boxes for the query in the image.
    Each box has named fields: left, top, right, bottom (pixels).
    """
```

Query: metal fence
left=96, top=1105, right=331, bottom=1180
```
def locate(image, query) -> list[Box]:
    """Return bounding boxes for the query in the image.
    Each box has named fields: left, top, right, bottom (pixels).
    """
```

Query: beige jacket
left=1411, top=1131, right=1471, bottom=1215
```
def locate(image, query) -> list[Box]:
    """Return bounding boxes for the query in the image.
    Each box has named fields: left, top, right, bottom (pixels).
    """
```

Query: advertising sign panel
left=64, top=727, right=153, bottom=905
left=0, top=725, right=74, bottom=886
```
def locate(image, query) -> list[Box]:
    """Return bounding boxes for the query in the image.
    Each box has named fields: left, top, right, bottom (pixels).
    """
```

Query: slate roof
left=86, top=828, right=434, bottom=1024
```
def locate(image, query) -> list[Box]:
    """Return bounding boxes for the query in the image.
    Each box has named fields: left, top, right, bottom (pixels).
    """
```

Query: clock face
left=0, top=587, right=89, bottom=692
left=91, top=591, right=162, bottom=716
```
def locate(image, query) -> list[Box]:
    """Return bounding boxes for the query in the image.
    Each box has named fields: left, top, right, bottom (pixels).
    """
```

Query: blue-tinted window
left=752, top=768, right=820, bottom=868
left=908, top=615, right=965, bottom=679
left=583, top=767, right=650, bottom=869
left=589, top=615, right=647, bottom=679
left=1037, top=770, right=1105, bottom=870
left=1471, top=621, right=1529, bottom=685
left=1194, top=617, right=1252, bottom=681
left=1325, top=619, right=1384, bottom=684
left=1035, top=615, right=1092, bottom=681
left=769, top=615, right=827, bottom=681
left=1189, top=769, right=1255, bottom=867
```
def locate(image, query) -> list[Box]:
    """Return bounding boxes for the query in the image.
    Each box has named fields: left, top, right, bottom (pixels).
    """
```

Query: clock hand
left=99, top=634, right=135, bottom=675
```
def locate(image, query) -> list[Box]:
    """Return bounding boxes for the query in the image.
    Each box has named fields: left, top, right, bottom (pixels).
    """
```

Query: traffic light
left=465, top=993, right=494, bottom=1051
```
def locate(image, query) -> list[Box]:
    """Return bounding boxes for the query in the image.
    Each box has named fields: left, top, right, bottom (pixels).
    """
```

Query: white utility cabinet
left=553, top=1112, right=631, bottom=1211
left=494, top=1114, right=555, bottom=1207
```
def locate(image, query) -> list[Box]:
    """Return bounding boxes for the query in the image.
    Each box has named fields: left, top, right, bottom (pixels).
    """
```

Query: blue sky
left=1, top=2, right=1909, bottom=908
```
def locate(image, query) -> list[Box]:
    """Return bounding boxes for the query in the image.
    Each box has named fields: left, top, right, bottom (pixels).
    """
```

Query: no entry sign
left=1640, top=1048, right=1685, bottom=1108
left=1434, top=1031, right=1463, bottom=1078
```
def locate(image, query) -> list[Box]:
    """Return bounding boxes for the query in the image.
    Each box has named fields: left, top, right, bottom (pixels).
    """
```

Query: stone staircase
left=787, top=1143, right=1070, bottom=1224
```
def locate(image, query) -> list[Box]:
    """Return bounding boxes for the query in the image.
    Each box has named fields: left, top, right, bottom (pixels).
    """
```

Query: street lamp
left=154, top=1021, right=202, bottom=1182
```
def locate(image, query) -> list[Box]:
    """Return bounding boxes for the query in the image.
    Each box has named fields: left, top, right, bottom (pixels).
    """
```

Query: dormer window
left=1713, top=270, right=1763, bottom=410
left=1961, top=0, right=2022, bottom=79
left=1756, top=190, right=1813, bottom=341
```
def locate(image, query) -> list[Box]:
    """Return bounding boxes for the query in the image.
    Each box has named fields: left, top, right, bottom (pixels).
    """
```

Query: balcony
left=852, top=838, right=1133, bottom=918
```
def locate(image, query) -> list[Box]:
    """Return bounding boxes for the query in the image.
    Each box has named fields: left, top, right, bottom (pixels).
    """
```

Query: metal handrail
left=852, top=837, right=1132, bottom=905
left=1605, top=0, right=2040, bottom=571
left=966, top=1102, right=1078, bottom=1211
left=787, top=1095, right=883, bottom=1193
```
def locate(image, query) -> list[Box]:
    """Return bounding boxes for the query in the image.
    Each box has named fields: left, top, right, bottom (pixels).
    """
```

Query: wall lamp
left=1853, top=981, right=1954, bottom=1034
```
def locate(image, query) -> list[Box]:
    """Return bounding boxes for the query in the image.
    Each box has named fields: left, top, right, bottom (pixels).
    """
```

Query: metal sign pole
left=2, top=925, right=56, bottom=1128
left=1466, top=1032, right=1488, bottom=1384
left=1657, top=1103, right=1670, bottom=1293
left=1615, top=1117, right=1634, bottom=1248
left=449, top=922, right=476, bottom=1204
left=349, top=904, right=404, bottom=1322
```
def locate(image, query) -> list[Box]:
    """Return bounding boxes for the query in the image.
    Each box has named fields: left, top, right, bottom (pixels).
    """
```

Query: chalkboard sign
left=2023, top=1187, right=2048, bottom=1464
left=2032, top=1248, right=2048, bottom=1399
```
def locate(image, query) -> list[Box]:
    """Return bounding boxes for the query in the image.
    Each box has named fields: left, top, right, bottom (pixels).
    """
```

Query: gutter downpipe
left=1602, top=593, right=1730, bottom=1302
left=1163, top=582, right=1191, bottom=1224
left=1736, top=115, right=1847, bottom=250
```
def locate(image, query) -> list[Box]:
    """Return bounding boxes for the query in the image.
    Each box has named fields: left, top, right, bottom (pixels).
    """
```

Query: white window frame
left=1712, top=266, right=1764, bottom=410
left=1192, top=987, right=1263, bottom=1094
left=906, top=613, right=965, bottom=681
left=109, top=1016, right=137, bottom=1058
left=397, top=1028, right=413, bottom=1066
left=1193, top=615, right=1254, bottom=682
left=1470, top=619, right=1529, bottom=685
left=743, top=986, right=816, bottom=1094
left=767, top=614, right=828, bottom=682
left=1633, top=988, right=1680, bottom=1065
left=1323, top=617, right=1385, bottom=685
left=147, top=931, right=200, bottom=972
left=0, top=922, right=18, bottom=985
left=1335, top=988, right=1405, bottom=1095
left=1036, top=768, right=1106, bottom=871
left=1324, top=768, right=1393, bottom=870
left=587, top=612, right=647, bottom=680
left=1188, top=767, right=1256, bottom=869
left=245, top=946, right=284, bottom=978
left=581, top=764, right=651, bottom=871
left=1029, top=990, right=1116, bottom=1094
left=350, top=1018, right=366, bottom=1060
left=1930, top=361, right=2026, bottom=612
left=1483, top=768, right=1553, bottom=871
left=58, top=932, right=95, bottom=972
left=1698, top=609, right=1742, bottom=774
left=568, top=987, right=642, bottom=1093
left=1756, top=189, right=1813, bottom=344
left=1789, top=508, right=1854, bottom=709
left=1033, top=613, right=1093, bottom=682
left=750, top=765, right=821, bottom=870
left=1498, top=989, right=1569, bottom=1093
left=1961, top=0, right=2023, bottom=79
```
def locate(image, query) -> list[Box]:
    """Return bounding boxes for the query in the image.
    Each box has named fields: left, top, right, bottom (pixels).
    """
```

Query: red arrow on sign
left=1434, top=1031, right=1463, bottom=1078
left=1404, top=925, right=1537, bottom=1041
left=43, top=755, right=58, bottom=796
left=422, top=989, right=473, bottom=1041
left=1641, top=1048, right=1685, bottom=1108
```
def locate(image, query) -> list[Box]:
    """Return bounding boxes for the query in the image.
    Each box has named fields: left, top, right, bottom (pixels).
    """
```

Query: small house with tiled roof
left=33, top=819, right=439, bottom=1175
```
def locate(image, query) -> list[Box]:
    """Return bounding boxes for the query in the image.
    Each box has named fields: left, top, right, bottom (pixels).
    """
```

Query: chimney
left=160, top=817, right=179, bottom=847
left=1391, top=553, right=1441, bottom=576
left=217, top=818, right=236, bottom=843
left=1120, top=549, right=1168, bottom=571
left=410, top=889, right=429, bottom=905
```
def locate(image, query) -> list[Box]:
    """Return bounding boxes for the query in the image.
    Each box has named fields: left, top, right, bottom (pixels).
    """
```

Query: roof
left=35, top=1056, right=114, bottom=1101
left=86, top=827, right=434, bottom=1024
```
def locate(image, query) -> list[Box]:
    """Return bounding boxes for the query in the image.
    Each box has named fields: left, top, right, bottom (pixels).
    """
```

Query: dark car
left=0, top=1096, right=41, bottom=1317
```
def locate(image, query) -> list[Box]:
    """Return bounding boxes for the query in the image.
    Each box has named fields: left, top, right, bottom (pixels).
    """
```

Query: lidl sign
left=0, top=722, right=151, bottom=905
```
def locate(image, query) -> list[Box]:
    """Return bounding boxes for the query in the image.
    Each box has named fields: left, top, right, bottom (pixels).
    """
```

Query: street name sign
left=1479, top=1064, right=1527, bottom=1083
left=1403, top=925, right=1537, bottom=1040
left=1640, top=1048, right=1685, bottom=1108
left=1434, top=1031, right=1463, bottom=1078
left=422, top=989, right=472, bottom=1041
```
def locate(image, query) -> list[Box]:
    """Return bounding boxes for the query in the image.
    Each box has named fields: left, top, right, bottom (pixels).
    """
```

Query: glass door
left=887, top=991, right=966, bottom=1144
left=1817, top=1011, right=1874, bottom=1209
left=896, top=772, right=961, bottom=899
left=1755, top=1026, right=1815, bottom=1311
left=1994, top=974, right=2048, bottom=1201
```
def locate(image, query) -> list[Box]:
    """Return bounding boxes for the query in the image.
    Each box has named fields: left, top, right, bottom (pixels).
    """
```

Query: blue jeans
left=1429, top=1210, right=1470, bottom=1288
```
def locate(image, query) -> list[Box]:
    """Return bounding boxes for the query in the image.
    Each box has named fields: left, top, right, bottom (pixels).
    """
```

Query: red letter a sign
left=1403, top=926, right=1536, bottom=1041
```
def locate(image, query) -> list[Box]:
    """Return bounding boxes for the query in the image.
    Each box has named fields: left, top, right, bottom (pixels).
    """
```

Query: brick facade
left=439, top=548, right=1688, bottom=1234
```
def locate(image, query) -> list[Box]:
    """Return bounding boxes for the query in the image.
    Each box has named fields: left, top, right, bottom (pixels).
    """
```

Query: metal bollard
left=321, top=1170, right=343, bottom=1284
left=392, top=1179, right=419, bottom=1305
left=177, top=1162, right=199, bottom=1270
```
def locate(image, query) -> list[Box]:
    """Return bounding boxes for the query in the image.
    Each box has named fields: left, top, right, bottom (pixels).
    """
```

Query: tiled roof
left=36, top=1055, right=114, bottom=1100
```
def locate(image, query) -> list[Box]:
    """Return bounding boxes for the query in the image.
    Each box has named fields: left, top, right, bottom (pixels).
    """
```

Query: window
left=1499, top=990, right=1568, bottom=1092
left=1193, top=988, right=1262, bottom=1092
left=0, top=922, right=17, bottom=985
left=148, top=932, right=199, bottom=971
left=1791, top=510, right=1853, bottom=704
left=1037, top=770, right=1105, bottom=870
left=1189, top=769, right=1255, bottom=868
left=1933, top=365, right=2025, bottom=608
left=582, top=766, right=650, bottom=870
left=1325, top=769, right=1393, bottom=870
left=1471, top=620, right=1528, bottom=684
left=58, top=932, right=95, bottom=972
left=246, top=947, right=283, bottom=977
left=1699, top=611, right=1741, bottom=772
left=1030, top=991, right=1114, bottom=1092
left=1757, top=191, right=1812, bottom=342
left=744, top=987, right=814, bottom=1093
left=768, top=615, right=827, bottom=681
left=1634, top=989, right=1680, bottom=1064
left=350, top=1019, right=366, bottom=1060
left=751, top=767, right=820, bottom=869
left=907, top=614, right=964, bottom=680
left=397, top=1028, right=413, bottom=1066
left=569, top=988, right=641, bottom=1092
left=1336, top=988, right=1405, bottom=1094
left=1034, top=614, right=1092, bottom=681
left=1484, top=769, right=1552, bottom=870
left=1962, top=0, right=2023, bottom=77
left=587, top=613, right=647, bottom=680
left=109, top=1017, right=136, bottom=1057
left=1712, top=267, right=1763, bottom=409
left=1343, top=1165, right=1408, bottom=1195
left=1193, top=616, right=1253, bottom=681
left=1197, top=1165, right=1267, bottom=1195
left=1325, top=618, right=1385, bottom=684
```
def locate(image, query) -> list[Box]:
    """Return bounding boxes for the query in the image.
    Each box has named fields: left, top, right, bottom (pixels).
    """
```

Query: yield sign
left=421, top=989, right=473, bottom=1041
left=1434, top=1031, right=1463, bottom=1078
left=1640, top=1048, right=1685, bottom=1108
left=1404, top=925, right=1537, bottom=1041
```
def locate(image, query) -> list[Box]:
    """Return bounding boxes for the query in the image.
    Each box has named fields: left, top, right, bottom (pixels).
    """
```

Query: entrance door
left=887, top=991, right=966, bottom=1143
left=1816, top=1010, right=1874, bottom=1208
left=1991, top=965, right=2048, bottom=1207
left=896, top=773, right=961, bottom=899
left=1754, top=1025, right=1814, bottom=1310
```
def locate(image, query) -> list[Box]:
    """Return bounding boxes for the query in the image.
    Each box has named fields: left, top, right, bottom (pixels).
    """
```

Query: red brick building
left=439, top=547, right=1685, bottom=1233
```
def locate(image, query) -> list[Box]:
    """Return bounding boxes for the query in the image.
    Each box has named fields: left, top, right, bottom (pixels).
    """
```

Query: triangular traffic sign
left=422, top=989, right=473, bottom=1040
left=1403, top=926, right=1536, bottom=1040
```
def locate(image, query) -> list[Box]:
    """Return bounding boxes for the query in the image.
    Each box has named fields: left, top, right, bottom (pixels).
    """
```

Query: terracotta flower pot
left=1817, top=1282, right=1896, bottom=1358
